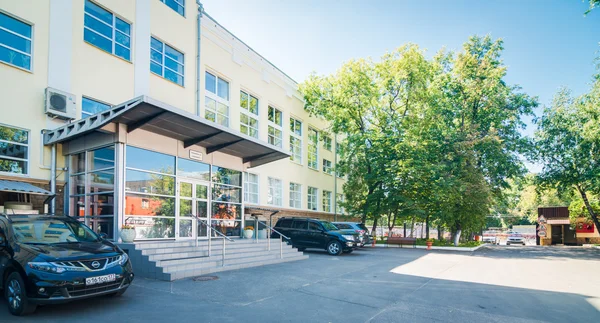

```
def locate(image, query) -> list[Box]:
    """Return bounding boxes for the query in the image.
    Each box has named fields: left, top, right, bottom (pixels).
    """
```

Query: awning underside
left=44, top=96, right=290, bottom=167
left=0, top=180, right=54, bottom=195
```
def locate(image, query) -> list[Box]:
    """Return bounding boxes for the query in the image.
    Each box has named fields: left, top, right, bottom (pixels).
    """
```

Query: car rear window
left=334, top=223, right=352, bottom=229
left=292, top=220, right=307, bottom=229
left=277, top=219, right=292, bottom=228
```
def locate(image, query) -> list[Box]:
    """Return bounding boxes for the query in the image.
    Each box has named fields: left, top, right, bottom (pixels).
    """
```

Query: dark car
left=332, top=222, right=373, bottom=246
left=0, top=214, right=134, bottom=316
left=272, top=217, right=359, bottom=255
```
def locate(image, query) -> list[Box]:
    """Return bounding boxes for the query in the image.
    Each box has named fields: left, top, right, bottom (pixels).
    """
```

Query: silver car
left=332, top=222, right=372, bottom=247
left=506, top=231, right=525, bottom=245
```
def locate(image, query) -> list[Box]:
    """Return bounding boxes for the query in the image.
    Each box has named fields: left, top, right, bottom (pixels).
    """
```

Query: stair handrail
left=196, top=217, right=235, bottom=242
left=253, top=218, right=290, bottom=240
left=252, top=218, right=291, bottom=256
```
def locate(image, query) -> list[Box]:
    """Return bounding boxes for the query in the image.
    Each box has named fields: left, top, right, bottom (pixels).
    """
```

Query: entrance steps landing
left=118, top=239, right=307, bottom=281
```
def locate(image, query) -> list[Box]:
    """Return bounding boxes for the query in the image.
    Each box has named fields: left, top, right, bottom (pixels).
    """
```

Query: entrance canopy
left=0, top=180, right=53, bottom=195
left=43, top=96, right=290, bottom=167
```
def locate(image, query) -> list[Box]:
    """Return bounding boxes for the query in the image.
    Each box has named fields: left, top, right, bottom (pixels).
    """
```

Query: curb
left=373, top=243, right=489, bottom=252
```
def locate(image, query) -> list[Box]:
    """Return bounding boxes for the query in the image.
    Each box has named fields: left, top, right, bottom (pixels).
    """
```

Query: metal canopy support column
left=50, top=144, right=57, bottom=214
left=114, top=123, right=127, bottom=241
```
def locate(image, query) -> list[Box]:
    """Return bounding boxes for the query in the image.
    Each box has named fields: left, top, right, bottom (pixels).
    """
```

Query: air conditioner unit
left=45, top=87, right=77, bottom=120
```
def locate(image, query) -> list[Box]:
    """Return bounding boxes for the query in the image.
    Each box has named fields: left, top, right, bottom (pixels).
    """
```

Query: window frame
left=307, top=127, right=319, bottom=170
left=243, top=172, right=259, bottom=204
left=267, top=106, right=283, bottom=148
left=322, top=190, right=332, bottom=213
left=307, top=186, right=318, bottom=211
left=0, top=11, right=33, bottom=71
left=82, top=96, right=111, bottom=118
left=289, top=182, right=302, bottom=209
left=267, top=177, right=282, bottom=206
left=83, top=0, right=132, bottom=61
left=159, top=0, right=185, bottom=17
left=322, top=159, right=333, bottom=175
left=0, top=123, right=30, bottom=176
left=289, top=117, right=302, bottom=164
left=150, top=36, right=185, bottom=86
left=239, top=90, right=259, bottom=138
left=323, top=136, right=332, bottom=151
left=204, top=71, right=230, bottom=127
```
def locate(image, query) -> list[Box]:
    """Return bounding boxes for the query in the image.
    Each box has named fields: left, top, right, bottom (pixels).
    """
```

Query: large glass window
left=0, top=12, right=32, bottom=70
left=0, top=124, right=29, bottom=175
left=308, top=187, right=318, bottom=211
left=84, top=0, right=131, bottom=61
left=243, top=172, right=259, bottom=204
left=240, top=91, right=259, bottom=138
left=150, top=37, right=184, bottom=86
left=69, top=146, right=115, bottom=239
left=212, top=166, right=242, bottom=236
left=308, top=128, right=319, bottom=170
left=124, top=146, right=176, bottom=239
left=289, top=182, right=302, bottom=209
left=82, top=97, right=111, bottom=118
left=290, top=117, right=302, bottom=163
left=268, top=106, right=283, bottom=148
left=205, top=72, right=229, bottom=126
left=177, top=158, right=210, bottom=181
left=268, top=177, right=282, bottom=206
left=322, top=190, right=332, bottom=213
left=160, top=0, right=185, bottom=16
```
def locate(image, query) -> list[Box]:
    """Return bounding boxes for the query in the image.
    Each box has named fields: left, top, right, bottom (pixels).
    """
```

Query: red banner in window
left=575, top=222, right=595, bottom=233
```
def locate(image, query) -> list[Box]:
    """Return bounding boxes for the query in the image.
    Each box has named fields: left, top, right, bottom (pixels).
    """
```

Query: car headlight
left=28, top=262, right=66, bottom=274
left=119, top=252, right=129, bottom=265
left=342, top=235, right=356, bottom=241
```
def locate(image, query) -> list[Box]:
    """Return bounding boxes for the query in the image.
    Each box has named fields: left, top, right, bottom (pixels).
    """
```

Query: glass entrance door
left=177, top=180, right=209, bottom=240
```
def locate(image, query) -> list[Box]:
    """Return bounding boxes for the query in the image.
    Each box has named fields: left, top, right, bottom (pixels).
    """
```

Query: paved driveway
left=2, top=245, right=599, bottom=322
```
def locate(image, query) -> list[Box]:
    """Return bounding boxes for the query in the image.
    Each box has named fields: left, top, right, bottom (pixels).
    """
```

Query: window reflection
left=211, top=166, right=241, bottom=186
left=90, top=146, right=115, bottom=170
left=126, top=146, right=175, bottom=174
left=126, top=170, right=174, bottom=195
left=124, top=217, right=175, bottom=239
left=212, top=202, right=241, bottom=220
left=212, top=184, right=241, bottom=203
left=178, top=158, right=210, bottom=180
left=125, top=194, right=175, bottom=217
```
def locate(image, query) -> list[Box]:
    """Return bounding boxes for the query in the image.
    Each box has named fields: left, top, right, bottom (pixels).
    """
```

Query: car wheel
left=343, top=249, right=353, bottom=254
left=327, top=241, right=343, bottom=256
left=5, top=272, right=37, bottom=316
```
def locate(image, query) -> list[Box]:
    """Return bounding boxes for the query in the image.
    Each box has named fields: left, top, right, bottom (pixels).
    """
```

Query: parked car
left=506, top=231, right=526, bottom=245
left=272, top=218, right=360, bottom=255
left=332, top=222, right=373, bottom=247
left=0, top=214, right=134, bottom=316
left=482, top=235, right=498, bottom=244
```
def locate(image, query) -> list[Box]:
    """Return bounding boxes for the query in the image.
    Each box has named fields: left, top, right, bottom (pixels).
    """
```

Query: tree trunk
left=437, top=224, right=442, bottom=240
left=371, top=217, right=378, bottom=240
left=425, top=215, right=430, bottom=240
left=577, top=186, right=600, bottom=235
left=453, top=222, right=462, bottom=246
left=409, top=216, right=415, bottom=238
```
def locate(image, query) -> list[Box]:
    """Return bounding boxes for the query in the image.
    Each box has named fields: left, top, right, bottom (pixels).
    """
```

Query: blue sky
left=201, top=0, right=600, bottom=172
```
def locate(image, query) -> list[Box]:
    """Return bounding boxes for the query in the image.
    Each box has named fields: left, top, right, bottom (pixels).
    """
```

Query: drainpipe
left=195, top=1, right=204, bottom=116
left=333, top=134, right=338, bottom=222
left=50, top=144, right=57, bottom=214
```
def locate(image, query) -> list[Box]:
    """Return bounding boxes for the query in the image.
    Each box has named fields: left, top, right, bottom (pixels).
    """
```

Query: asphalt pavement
left=2, top=245, right=599, bottom=322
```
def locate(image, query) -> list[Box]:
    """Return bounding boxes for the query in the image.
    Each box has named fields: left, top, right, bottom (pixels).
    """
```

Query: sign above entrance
left=189, top=150, right=203, bottom=161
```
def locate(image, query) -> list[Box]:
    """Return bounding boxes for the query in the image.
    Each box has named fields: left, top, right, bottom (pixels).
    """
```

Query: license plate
left=86, top=274, right=116, bottom=286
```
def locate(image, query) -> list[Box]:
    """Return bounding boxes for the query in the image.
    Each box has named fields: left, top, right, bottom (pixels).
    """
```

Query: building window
left=336, top=193, right=345, bottom=214
left=240, top=91, right=259, bottom=138
left=82, top=97, right=111, bottom=118
left=243, top=172, right=259, bottom=204
left=160, top=0, right=185, bottom=16
left=0, top=124, right=29, bottom=175
left=268, top=106, right=283, bottom=148
left=211, top=166, right=243, bottom=236
left=141, top=199, right=150, bottom=209
left=289, top=182, right=302, bottom=209
left=84, top=0, right=131, bottom=61
left=267, top=177, right=282, bottom=206
left=0, top=12, right=32, bottom=70
left=205, top=72, right=229, bottom=126
left=289, top=117, right=302, bottom=163
left=336, top=142, right=341, bottom=155
left=308, top=128, right=319, bottom=170
left=323, top=159, right=333, bottom=175
left=323, top=136, right=332, bottom=151
left=322, top=190, right=332, bottom=212
left=307, top=187, right=318, bottom=211
left=150, top=37, right=184, bottom=86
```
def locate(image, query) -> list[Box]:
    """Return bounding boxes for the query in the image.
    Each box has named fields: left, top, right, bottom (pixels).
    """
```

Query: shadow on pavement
left=472, top=245, right=600, bottom=261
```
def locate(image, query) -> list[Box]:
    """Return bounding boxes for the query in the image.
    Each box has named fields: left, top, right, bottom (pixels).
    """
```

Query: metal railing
left=251, top=217, right=290, bottom=259
left=187, top=214, right=234, bottom=266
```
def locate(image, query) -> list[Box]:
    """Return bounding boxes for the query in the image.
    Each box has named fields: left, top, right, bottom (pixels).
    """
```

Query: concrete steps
left=118, top=238, right=307, bottom=281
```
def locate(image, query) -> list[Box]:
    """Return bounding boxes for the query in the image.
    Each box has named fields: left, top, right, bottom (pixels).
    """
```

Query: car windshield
left=321, top=221, right=338, bottom=231
left=11, top=217, right=100, bottom=245
left=357, top=223, right=369, bottom=231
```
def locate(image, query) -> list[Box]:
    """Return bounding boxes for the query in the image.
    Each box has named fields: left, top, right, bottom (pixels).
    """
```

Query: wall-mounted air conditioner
left=45, top=87, right=77, bottom=120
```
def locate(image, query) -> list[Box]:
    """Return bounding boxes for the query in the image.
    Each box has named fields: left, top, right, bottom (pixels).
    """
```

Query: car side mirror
left=98, top=233, right=108, bottom=240
left=0, top=236, right=6, bottom=247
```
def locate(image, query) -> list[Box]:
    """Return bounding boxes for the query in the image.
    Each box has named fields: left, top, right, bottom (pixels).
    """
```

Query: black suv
left=273, top=218, right=359, bottom=255
left=0, top=214, right=134, bottom=316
